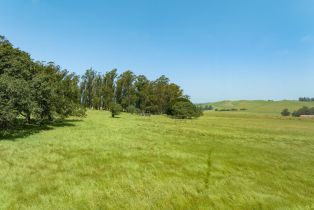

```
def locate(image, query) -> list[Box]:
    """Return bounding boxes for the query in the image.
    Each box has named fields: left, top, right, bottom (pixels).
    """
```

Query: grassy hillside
left=200, top=100, right=314, bottom=115
left=0, top=110, right=313, bottom=209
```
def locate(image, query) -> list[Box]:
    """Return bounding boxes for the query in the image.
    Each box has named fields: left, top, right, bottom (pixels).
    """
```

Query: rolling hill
left=199, top=100, right=314, bottom=115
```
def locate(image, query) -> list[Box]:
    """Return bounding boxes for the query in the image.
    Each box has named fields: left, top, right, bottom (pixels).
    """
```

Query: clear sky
left=1, top=0, right=313, bottom=102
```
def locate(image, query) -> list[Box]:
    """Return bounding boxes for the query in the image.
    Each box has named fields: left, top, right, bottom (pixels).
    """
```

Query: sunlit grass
left=0, top=110, right=313, bottom=209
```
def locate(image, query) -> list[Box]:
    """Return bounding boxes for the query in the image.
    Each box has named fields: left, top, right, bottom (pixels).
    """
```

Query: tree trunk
left=26, top=113, right=31, bottom=124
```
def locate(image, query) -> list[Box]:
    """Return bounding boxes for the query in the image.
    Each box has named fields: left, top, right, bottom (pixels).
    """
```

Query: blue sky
left=1, top=0, right=313, bottom=102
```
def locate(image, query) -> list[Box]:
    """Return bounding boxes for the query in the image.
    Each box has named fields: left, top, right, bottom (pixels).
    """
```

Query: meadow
left=0, top=102, right=314, bottom=209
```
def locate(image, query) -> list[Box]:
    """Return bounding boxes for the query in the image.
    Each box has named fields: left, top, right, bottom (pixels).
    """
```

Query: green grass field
left=1, top=101, right=314, bottom=209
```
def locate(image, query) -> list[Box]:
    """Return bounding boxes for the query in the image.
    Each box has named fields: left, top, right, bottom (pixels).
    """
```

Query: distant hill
left=199, top=100, right=314, bottom=114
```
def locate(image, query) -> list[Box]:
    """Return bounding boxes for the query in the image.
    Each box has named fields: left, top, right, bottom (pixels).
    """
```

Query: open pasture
left=0, top=110, right=313, bottom=209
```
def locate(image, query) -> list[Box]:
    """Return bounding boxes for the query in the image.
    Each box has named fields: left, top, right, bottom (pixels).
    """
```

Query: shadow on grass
left=0, top=119, right=82, bottom=141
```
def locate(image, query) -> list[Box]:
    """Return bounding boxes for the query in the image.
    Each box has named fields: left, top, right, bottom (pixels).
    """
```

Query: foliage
left=281, top=108, right=290, bottom=116
left=110, top=103, right=122, bottom=118
left=292, top=106, right=314, bottom=117
left=1, top=35, right=196, bottom=125
left=126, top=105, right=138, bottom=114
left=170, top=101, right=203, bottom=119
left=0, top=35, right=85, bottom=128
left=79, top=70, right=188, bottom=117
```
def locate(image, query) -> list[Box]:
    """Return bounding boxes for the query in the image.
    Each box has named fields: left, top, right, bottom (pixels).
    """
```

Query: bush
left=110, top=103, right=122, bottom=118
left=292, top=106, right=314, bottom=117
left=281, top=108, right=290, bottom=116
left=216, top=108, right=238, bottom=112
left=170, top=101, right=203, bottom=119
left=126, top=105, right=139, bottom=114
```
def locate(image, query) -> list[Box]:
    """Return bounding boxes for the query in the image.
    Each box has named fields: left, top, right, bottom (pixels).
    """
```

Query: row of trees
left=281, top=107, right=314, bottom=117
left=80, top=69, right=202, bottom=118
left=200, top=105, right=214, bottom=111
left=0, top=35, right=202, bottom=128
left=0, top=36, right=85, bottom=129
left=298, top=97, right=314, bottom=102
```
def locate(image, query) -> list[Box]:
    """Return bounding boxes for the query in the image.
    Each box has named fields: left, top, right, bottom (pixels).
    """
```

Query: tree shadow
left=0, top=119, right=82, bottom=141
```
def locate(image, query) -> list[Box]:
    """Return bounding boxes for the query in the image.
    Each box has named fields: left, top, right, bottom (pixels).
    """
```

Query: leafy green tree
left=0, top=75, right=22, bottom=127
left=110, top=103, right=122, bottom=118
left=165, top=83, right=184, bottom=114
left=0, top=36, right=33, bottom=126
left=80, top=68, right=96, bottom=108
left=170, top=100, right=203, bottom=119
left=102, top=69, right=117, bottom=110
left=78, top=68, right=188, bottom=117
left=134, top=75, right=151, bottom=112
left=151, top=75, right=169, bottom=113
left=0, top=35, right=85, bottom=127
left=92, top=73, right=102, bottom=110
left=116, top=71, right=137, bottom=109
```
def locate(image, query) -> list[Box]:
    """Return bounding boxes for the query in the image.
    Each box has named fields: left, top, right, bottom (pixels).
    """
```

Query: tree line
left=79, top=68, right=202, bottom=118
left=0, top=35, right=202, bottom=129
left=281, top=107, right=314, bottom=117
left=298, top=97, right=314, bottom=102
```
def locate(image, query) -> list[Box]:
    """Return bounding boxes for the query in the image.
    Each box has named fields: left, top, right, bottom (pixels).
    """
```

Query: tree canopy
left=0, top=36, right=85, bottom=129
left=79, top=68, right=200, bottom=118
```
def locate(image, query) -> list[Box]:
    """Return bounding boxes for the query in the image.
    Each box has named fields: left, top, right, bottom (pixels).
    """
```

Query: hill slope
left=200, top=100, right=314, bottom=114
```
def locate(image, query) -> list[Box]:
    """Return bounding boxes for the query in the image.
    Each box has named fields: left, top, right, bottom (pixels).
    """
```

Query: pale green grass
left=0, top=110, right=313, bottom=209
left=202, top=100, right=314, bottom=114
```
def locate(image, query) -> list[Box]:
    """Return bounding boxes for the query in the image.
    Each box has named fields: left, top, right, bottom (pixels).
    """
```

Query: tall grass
left=0, top=110, right=313, bottom=209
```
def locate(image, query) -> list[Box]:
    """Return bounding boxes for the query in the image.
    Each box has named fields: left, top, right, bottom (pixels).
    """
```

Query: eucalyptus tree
left=80, top=68, right=96, bottom=108
left=116, top=70, right=137, bottom=109
left=134, top=75, right=151, bottom=112
left=102, top=69, right=117, bottom=110
left=92, top=73, right=102, bottom=110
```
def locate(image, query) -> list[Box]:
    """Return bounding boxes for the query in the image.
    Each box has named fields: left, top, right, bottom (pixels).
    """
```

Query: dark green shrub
left=281, top=108, right=290, bottom=116
left=126, top=105, right=138, bottom=114
left=170, top=101, right=203, bottom=119
left=292, top=106, right=314, bottom=117
left=110, top=103, right=122, bottom=118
